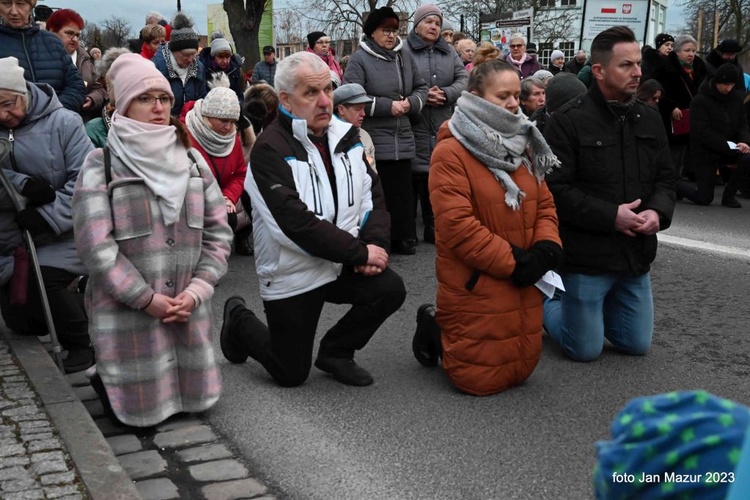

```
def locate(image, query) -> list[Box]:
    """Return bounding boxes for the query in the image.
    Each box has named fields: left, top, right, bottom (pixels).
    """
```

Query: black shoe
left=88, top=370, right=117, bottom=422
left=314, top=357, right=374, bottom=386
left=722, top=198, right=742, bottom=208
left=234, top=232, right=254, bottom=256
left=63, top=346, right=94, bottom=374
left=412, top=304, right=439, bottom=367
left=220, top=296, right=249, bottom=363
left=391, top=239, right=416, bottom=255
left=423, top=226, right=435, bottom=244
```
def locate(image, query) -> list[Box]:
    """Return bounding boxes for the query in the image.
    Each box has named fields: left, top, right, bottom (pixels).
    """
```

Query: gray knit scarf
left=448, top=91, right=560, bottom=210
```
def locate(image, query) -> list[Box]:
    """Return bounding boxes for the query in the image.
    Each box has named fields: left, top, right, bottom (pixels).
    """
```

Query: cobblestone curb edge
left=2, top=330, right=141, bottom=500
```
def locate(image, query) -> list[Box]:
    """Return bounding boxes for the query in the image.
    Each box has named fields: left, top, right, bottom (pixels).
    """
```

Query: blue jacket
left=251, top=60, right=276, bottom=87
left=0, top=24, right=85, bottom=112
left=152, top=45, right=208, bottom=116
left=0, top=83, right=93, bottom=285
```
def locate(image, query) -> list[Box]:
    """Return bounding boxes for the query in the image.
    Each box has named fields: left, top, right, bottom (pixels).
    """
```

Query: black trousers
left=411, top=171, right=434, bottom=232
left=378, top=159, right=416, bottom=241
left=0, top=266, right=89, bottom=347
left=229, top=266, right=406, bottom=387
left=677, top=153, right=750, bottom=205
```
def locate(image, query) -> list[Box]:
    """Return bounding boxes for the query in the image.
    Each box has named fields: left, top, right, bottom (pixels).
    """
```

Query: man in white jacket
left=220, top=52, right=405, bottom=387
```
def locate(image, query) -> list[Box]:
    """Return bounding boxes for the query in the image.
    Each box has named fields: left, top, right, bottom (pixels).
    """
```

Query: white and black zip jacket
left=246, top=107, right=391, bottom=301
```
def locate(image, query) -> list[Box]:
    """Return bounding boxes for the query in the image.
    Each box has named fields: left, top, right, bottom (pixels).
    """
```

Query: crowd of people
left=0, top=3, right=749, bottom=491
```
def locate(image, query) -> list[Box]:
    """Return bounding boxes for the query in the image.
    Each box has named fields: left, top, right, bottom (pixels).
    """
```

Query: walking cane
left=0, top=137, right=65, bottom=372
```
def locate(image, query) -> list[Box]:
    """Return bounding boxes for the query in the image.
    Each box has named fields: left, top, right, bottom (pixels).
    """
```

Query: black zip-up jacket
left=543, top=83, right=676, bottom=275
left=688, top=79, right=750, bottom=169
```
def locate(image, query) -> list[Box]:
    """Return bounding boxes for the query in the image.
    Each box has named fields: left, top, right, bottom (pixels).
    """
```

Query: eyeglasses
left=134, top=95, right=174, bottom=107
left=380, top=29, right=398, bottom=36
left=509, top=44, right=524, bottom=49
left=62, top=29, right=81, bottom=39
left=0, top=95, right=19, bottom=112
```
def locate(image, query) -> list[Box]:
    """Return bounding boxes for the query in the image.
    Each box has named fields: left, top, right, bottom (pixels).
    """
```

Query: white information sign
left=581, top=0, right=649, bottom=45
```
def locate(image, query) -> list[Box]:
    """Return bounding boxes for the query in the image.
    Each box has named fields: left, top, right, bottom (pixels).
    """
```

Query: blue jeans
left=543, top=272, right=653, bottom=361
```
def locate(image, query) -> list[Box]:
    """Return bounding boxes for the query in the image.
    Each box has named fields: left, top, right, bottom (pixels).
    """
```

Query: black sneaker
left=412, top=304, right=440, bottom=367
left=314, top=357, right=374, bottom=386
left=63, top=346, right=94, bottom=374
left=220, top=296, right=249, bottom=363
left=722, top=197, right=742, bottom=208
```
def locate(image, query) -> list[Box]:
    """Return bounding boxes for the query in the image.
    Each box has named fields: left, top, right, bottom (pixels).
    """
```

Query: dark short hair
left=467, top=59, right=518, bottom=95
left=591, top=26, right=636, bottom=66
left=636, top=79, right=663, bottom=102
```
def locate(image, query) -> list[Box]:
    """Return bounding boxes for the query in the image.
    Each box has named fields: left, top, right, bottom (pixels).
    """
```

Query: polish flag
left=601, top=7, right=617, bottom=13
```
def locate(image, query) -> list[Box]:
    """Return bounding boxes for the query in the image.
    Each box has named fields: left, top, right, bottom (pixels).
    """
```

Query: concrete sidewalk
left=1, top=326, right=277, bottom=500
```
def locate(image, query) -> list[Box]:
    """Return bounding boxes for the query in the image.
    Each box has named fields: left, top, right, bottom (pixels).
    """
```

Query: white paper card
left=535, top=270, right=565, bottom=298
left=728, top=141, right=738, bottom=150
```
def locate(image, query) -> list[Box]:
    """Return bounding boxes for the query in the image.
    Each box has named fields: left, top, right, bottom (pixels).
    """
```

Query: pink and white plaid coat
left=73, top=147, right=232, bottom=427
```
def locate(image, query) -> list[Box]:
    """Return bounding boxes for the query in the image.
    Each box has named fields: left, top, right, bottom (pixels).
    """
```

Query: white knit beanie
left=0, top=57, right=28, bottom=96
left=201, top=87, right=240, bottom=120
left=210, top=38, right=232, bottom=56
left=550, top=50, right=565, bottom=61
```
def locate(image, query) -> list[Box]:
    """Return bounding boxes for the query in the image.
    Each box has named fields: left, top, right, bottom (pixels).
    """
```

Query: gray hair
left=674, top=34, right=697, bottom=51
left=275, top=51, right=330, bottom=95
left=510, top=33, right=526, bottom=45
left=145, top=11, right=165, bottom=24
left=520, top=77, right=544, bottom=100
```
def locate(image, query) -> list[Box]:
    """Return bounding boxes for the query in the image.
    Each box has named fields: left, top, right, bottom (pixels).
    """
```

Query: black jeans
left=677, top=153, right=750, bottom=205
left=411, top=171, right=434, bottom=232
left=229, top=266, right=406, bottom=387
left=0, top=266, right=89, bottom=348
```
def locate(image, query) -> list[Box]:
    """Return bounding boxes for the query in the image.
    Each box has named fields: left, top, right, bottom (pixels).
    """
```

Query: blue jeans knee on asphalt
left=543, top=272, right=653, bottom=361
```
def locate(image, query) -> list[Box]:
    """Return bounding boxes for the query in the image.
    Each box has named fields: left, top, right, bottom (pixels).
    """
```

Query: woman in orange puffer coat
left=412, top=59, right=562, bottom=396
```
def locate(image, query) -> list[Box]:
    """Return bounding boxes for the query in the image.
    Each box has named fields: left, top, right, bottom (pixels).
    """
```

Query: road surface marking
left=660, top=234, right=750, bottom=260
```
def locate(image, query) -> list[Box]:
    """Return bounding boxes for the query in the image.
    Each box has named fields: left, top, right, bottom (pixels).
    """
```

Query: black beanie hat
left=654, top=33, right=674, bottom=49
left=546, top=73, right=587, bottom=113
left=169, top=13, right=199, bottom=52
left=307, top=31, right=327, bottom=48
left=714, top=63, right=739, bottom=85
left=364, top=7, right=400, bottom=38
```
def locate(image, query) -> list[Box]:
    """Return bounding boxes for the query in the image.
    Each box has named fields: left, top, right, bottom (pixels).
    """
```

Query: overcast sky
left=65, top=0, right=686, bottom=39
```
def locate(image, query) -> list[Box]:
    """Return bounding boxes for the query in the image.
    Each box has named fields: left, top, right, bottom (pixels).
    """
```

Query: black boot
left=412, top=304, right=441, bottom=367
left=62, top=333, right=94, bottom=374
left=234, top=227, right=254, bottom=256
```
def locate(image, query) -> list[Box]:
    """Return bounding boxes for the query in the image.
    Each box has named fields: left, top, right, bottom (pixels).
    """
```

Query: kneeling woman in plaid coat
left=73, top=54, right=232, bottom=427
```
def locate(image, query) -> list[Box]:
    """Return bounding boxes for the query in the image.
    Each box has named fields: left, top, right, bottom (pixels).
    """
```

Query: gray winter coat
left=344, top=35, right=428, bottom=161
left=0, top=83, right=93, bottom=285
left=402, top=31, right=468, bottom=173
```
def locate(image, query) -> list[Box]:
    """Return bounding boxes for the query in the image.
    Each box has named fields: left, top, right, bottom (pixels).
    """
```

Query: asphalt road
left=207, top=186, right=750, bottom=500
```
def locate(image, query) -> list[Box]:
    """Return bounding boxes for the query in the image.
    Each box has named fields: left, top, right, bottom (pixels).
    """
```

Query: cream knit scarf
left=108, top=112, right=191, bottom=225
left=185, top=100, right=235, bottom=157
left=448, top=91, right=559, bottom=210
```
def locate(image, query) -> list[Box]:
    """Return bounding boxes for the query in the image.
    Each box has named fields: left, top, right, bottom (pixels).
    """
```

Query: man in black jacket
left=542, top=26, right=676, bottom=362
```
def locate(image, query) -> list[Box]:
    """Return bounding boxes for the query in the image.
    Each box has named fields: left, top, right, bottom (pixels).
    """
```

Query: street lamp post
left=177, top=0, right=182, bottom=11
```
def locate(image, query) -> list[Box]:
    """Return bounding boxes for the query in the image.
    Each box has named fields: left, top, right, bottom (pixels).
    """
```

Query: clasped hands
left=354, top=244, right=389, bottom=276
left=390, top=98, right=412, bottom=117
left=615, top=199, right=660, bottom=236
left=426, top=86, right=446, bottom=107
left=145, top=292, right=196, bottom=323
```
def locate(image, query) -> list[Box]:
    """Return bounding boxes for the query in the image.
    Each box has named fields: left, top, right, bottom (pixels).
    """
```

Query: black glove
left=21, top=178, right=56, bottom=205
left=510, top=245, right=546, bottom=288
left=14, top=208, right=51, bottom=237
left=529, top=240, right=563, bottom=273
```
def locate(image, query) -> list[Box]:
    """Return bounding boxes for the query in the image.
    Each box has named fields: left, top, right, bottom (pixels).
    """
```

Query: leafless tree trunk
left=224, top=0, right=267, bottom=73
